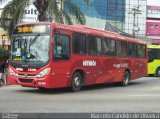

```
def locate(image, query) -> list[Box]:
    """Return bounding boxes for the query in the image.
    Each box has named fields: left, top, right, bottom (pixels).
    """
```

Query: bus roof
left=16, top=22, right=147, bottom=45
left=54, top=23, right=147, bottom=45
left=148, top=44, right=160, bottom=49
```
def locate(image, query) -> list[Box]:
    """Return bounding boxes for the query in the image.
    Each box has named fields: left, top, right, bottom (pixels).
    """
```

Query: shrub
left=0, top=48, right=10, bottom=61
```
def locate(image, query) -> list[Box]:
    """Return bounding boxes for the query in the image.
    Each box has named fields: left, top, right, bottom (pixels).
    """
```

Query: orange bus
left=8, top=22, right=147, bottom=91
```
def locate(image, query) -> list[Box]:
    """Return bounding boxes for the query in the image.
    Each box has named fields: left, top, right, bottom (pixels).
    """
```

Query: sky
left=147, top=0, right=160, bottom=6
left=1, top=0, right=160, bottom=8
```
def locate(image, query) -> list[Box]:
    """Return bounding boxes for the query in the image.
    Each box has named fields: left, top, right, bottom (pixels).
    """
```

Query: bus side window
left=53, top=34, right=70, bottom=60
left=137, top=44, right=146, bottom=58
left=72, top=32, right=86, bottom=55
left=102, top=38, right=115, bottom=56
left=116, top=40, right=127, bottom=58
left=87, top=35, right=102, bottom=56
left=128, top=42, right=137, bottom=58
left=88, top=35, right=97, bottom=55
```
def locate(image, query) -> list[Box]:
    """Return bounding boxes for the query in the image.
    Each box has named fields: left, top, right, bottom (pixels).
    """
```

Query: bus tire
left=148, top=74, right=154, bottom=77
left=121, top=71, right=130, bottom=86
left=71, top=72, right=83, bottom=92
left=38, top=87, right=47, bottom=91
left=156, top=68, right=160, bottom=77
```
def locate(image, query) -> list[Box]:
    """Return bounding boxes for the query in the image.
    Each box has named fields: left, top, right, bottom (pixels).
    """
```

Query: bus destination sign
left=13, top=24, right=50, bottom=34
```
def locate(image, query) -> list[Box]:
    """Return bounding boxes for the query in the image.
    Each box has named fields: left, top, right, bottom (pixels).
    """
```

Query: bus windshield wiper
left=29, top=34, right=40, bottom=52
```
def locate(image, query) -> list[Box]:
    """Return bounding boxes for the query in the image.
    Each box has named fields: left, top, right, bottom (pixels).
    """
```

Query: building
left=69, top=0, right=125, bottom=30
left=69, top=0, right=148, bottom=42
left=0, top=0, right=11, bottom=49
left=0, top=0, right=149, bottom=47
left=0, top=0, right=38, bottom=49
left=125, top=0, right=147, bottom=40
left=146, top=5, right=160, bottom=44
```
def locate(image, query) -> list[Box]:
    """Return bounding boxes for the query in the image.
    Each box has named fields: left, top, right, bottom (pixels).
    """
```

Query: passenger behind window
left=89, top=43, right=97, bottom=55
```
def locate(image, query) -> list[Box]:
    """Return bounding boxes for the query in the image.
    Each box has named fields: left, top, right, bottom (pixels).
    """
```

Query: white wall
left=0, top=0, right=38, bottom=23
left=147, top=0, right=160, bottom=6
left=21, top=4, right=38, bottom=23
left=0, top=0, right=11, bottom=9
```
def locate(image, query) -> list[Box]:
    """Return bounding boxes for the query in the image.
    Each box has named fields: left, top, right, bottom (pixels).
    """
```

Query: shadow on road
left=13, top=79, right=148, bottom=94
left=15, top=87, right=72, bottom=95
left=82, top=80, right=146, bottom=91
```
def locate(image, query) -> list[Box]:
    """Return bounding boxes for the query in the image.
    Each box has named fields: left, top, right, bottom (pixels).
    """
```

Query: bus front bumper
left=8, top=74, right=49, bottom=88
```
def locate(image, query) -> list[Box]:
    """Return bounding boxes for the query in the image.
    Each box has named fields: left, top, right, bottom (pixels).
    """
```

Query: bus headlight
left=36, top=68, right=51, bottom=78
left=9, top=68, right=17, bottom=76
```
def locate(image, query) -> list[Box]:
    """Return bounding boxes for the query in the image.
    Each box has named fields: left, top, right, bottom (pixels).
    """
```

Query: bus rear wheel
left=71, top=72, right=83, bottom=92
left=156, top=68, right=160, bottom=77
left=121, top=71, right=130, bottom=86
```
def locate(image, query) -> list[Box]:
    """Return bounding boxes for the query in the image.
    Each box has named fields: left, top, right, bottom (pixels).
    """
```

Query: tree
left=1, top=0, right=89, bottom=37
left=1, top=0, right=30, bottom=37
left=0, top=48, right=10, bottom=61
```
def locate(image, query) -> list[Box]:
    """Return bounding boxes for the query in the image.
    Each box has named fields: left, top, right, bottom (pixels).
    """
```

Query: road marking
left=152, top=87, right=160, bottom=90
left=129, top=94, right=160, bottom=97
left=0, top=85, right=20, bottom=89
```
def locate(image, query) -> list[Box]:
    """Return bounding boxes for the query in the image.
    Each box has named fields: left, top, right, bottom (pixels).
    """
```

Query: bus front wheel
left=71, top=72, right=83, bottom=92
left=121, top=71, right=130, bottom=86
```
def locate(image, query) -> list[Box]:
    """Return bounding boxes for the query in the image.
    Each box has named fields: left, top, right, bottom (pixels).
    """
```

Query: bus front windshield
left=11, top=34, right=50, bottom=65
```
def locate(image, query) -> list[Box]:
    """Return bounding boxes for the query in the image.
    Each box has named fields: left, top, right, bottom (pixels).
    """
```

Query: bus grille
left=18, top=74, right=36, bottom=78
left=19, top=78, right=33, bottom=83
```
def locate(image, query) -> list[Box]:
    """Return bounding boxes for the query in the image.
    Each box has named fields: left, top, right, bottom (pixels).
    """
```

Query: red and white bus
left=8, top=22, right=147, bottom=91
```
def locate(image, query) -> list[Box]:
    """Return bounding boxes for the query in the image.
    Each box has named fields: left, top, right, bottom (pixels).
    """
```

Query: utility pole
left=128, top=6, right=141, bottom=37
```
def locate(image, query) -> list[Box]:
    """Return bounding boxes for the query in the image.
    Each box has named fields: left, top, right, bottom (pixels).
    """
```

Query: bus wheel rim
left=74, top=77, right=81, bottom=87
left=124, top=73, right=129, bottom=85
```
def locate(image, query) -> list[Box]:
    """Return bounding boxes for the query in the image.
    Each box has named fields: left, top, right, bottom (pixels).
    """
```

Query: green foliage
left=0, top=48, right=10, bottom=61
left=0, top=0, right=88, bottom=37
left=48, top=0, right=86, bottom=25
left=0, top=0, right=30, bottom=37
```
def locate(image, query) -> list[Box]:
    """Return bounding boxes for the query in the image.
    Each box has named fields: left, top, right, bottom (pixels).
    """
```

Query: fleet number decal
left=83, top=60, right=96, bottom=66
left=113, top=63, right=128, bottom=68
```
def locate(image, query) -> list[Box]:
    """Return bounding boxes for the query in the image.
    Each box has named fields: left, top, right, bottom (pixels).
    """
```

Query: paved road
left=0, top=77, right=160, bottom=113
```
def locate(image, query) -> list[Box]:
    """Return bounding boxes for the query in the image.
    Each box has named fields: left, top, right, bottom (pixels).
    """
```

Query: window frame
left=116, top=40, right=127, bottom=58
left=72, top=32, right=87, bottom=55
left=127, top=42, right=137, bottom=58
left=53, top=33, right=71, bottom=61
left=137, top=44, right=146, bottom=59
left=102, top=37, right=116, bottom=56
left=87, top=35, right=102, bottom=56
